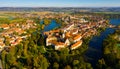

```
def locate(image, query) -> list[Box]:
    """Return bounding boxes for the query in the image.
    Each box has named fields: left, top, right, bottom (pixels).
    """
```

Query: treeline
left=71, top=12, right=120, bottom=19
left=97, top=30, right=120, bottom=69
left=102, top=14, right=120, bottom=19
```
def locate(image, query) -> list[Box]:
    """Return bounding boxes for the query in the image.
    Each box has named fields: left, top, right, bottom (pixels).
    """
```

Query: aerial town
left=0, top=20, right=37, bottom=52
left=0, top=10, right=119, bottom=69
left=0, top=0, right=120, bottom=69
left=0, top=12, right=109, bottom=52
left=43, top=15, right=108, bottom=50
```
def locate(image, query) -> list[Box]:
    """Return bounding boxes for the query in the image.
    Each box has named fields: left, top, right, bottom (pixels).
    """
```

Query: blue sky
left=0, top=0, right=120, bottom=7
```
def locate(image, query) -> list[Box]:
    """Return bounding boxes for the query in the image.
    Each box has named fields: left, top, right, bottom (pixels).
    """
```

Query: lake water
left=110, top=19, right=120, bottom=25
left=40, top=20, right=60, bottom=32
left=85, top=19, right=120, bottom=68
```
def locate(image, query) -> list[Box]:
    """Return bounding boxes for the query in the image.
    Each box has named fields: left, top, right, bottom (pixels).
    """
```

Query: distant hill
left=0, top=7, right=120, bottom=12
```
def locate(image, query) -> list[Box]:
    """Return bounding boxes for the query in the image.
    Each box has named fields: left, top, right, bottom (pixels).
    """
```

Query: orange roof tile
left=51, top=29, right=60, bottom=33
left=48, top=40, right=57, bottom=44
left=16, top=38, right=22, bottom=42
left=73, top=34, right=82, bottom=40
left=55, top=42, right=65, bottom=46
left=0, top=39, right=3, bottom=42
left=9, top=23, right=15, bottom=27
left=71, top=28, right=78, bottom=33
left=0, top=43, right=5, bottom=47
left=71, top=40, right=82, bottom=48
left=65, top=32, right=71, bottom=38
left=48, top=40, right=65, bottom=46
left=0, top=24, right=9, bottom=28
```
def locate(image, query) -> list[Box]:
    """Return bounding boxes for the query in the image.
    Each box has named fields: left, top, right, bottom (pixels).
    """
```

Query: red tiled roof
left=73, top=34, right=82, bottom=40
left=55, top=42, right=65, bottom=46
left=71, top=40, right=82, bottom=48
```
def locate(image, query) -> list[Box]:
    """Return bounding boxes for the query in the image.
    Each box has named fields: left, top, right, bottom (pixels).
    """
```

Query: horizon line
left=0, top=6, right=120, bottom=8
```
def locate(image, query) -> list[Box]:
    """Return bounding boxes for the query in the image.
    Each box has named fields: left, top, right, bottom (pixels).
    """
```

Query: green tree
left=73, top=60, right=79, bottom=66
left=64, top=65, right=71, bottom=69
left=1, top=50, right=7, bottom=69
left=53, top=62, right=59, bottom=69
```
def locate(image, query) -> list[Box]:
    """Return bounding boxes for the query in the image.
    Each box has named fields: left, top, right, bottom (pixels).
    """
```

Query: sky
left=0, top=0, right=120, bottom=7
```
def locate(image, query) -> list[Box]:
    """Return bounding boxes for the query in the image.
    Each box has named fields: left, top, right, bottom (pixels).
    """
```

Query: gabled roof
left=71, top=40, right=82, bottom=48
left=73, top=34, right=82, bottom=40
left=71, top=28, right=78, bottom=33
left=65, top=32, right=72, bottom=38
left=0, top=24, right=9, bottom=28
left=55, top=42, right=65, bottom=46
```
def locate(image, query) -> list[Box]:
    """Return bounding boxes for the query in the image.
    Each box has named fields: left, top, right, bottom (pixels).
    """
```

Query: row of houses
left=0, top=20, right=36, bottom=51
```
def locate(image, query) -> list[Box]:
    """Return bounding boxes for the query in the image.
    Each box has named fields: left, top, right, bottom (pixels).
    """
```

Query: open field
left=94, top=12, right=120, bottom=14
